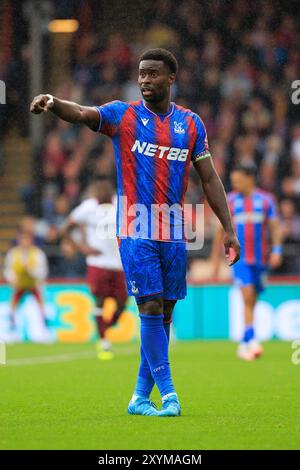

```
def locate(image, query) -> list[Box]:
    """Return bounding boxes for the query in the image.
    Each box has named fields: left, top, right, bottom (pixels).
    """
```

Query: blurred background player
left=61, top=176, right=127, bottom=360
left=211, top=162, right=282, bottom=361
left=3, top=230, right=49, bottom=335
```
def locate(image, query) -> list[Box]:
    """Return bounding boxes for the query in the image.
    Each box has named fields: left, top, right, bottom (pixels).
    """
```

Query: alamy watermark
left=95, top=197, right=205, bottom=251
left=291, top=80, right=300, bottom=105
left=0, top=80, right=6, bottom=104
left=291, top=340, right=300, bottom=365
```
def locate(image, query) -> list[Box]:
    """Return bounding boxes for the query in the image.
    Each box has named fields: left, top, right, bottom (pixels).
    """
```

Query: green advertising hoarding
left=0, top=281, right=300, bottom=342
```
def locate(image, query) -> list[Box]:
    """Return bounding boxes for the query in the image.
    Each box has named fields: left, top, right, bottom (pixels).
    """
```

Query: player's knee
left=138, top=298, right=163, bottom=315
left=163, top=300, right=177, bottom=323
left=163, top=312, right=172, bottom=323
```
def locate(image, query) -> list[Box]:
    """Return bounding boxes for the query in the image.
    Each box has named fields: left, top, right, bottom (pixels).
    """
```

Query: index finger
left=228, top=245, right=240, bottom=266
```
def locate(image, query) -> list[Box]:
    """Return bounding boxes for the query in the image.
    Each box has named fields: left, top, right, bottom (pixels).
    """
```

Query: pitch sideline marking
left=3, top=346, right=137, bottom=367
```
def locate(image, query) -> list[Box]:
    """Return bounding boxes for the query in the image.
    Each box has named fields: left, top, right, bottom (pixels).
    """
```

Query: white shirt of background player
left=70, top=195, right=123, bottom=271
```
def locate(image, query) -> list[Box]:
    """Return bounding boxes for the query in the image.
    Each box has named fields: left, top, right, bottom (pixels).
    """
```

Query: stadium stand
left=1, top=0, right=300, bottom=276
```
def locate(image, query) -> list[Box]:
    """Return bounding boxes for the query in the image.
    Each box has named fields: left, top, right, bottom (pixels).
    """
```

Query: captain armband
left=191, top=150, right=211, bottom=163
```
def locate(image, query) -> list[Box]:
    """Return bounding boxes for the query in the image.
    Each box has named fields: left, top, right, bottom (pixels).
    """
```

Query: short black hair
left=232, top=162, right=257, bottom=177
left=139, top=48, right=178, bottom=74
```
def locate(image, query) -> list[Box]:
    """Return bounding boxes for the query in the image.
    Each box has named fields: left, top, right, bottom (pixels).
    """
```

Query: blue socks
left=134, top=321, right=171, bottom=398
left=242, top=325, right=254, bottom=343
left=163, top=321, right=171, bottom=342
left=134, top=314, right=174, bottom=398
left=134, top=345, right=155, bottom=399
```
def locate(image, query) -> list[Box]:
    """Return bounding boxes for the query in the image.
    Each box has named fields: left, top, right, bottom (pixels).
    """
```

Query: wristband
left=272, top=246, right=282, bottom=255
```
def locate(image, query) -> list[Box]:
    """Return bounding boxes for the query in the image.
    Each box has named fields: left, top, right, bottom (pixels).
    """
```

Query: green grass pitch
left=1, top=340, right=299, bottom=450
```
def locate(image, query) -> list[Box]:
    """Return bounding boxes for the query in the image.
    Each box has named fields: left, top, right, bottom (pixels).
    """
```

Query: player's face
left=230, top=171, right=255, bottom=193
left=18, top=233, right=33, bottom=249
left=138, top=60, right=175, bottom=103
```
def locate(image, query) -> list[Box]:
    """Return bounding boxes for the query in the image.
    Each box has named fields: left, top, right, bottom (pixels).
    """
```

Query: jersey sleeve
left=94, top=100, right=127, bottom=137
left=70, top=199, right=96, bottom=225
left=191, top=114, right=211, bottom=163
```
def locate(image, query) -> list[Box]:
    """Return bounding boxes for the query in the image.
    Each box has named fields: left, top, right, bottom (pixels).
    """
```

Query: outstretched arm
left=193, top=157, right=240, bottom=265
left=30, top=94, right=100, bottom=131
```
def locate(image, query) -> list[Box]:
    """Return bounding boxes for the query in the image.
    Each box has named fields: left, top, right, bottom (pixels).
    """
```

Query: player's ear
left=168, top=73, right=176, bottom=86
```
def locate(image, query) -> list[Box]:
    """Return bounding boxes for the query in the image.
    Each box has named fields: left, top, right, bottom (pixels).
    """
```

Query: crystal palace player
left=30, top=48, right=240, bottom=417
left=211, top=163, right=282, bottom=361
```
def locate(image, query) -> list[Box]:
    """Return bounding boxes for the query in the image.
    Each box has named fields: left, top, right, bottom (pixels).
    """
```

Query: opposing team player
left=211, top=163, right=282, bottom=360
left=31, top=48, right=240, bottom=417
left=62, top=176, right=127, bottom=360
left=3, top=230, right=48, bottom=335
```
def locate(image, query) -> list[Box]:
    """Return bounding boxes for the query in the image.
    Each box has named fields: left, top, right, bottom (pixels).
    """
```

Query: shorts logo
left=174, top=121, right=185, bottom=134
left=129, top=280, right=139, bottom=294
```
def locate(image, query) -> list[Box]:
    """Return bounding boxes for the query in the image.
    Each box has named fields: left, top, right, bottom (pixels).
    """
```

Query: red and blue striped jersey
left=228, top=189, right=278, bottom=266
left=95, top=100, right=210, bottom=241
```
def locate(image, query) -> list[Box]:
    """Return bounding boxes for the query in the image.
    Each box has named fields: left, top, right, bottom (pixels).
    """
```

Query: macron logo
left=141, top=118, right=149, bottom=126
left=131, top=139, right=189, bottom=162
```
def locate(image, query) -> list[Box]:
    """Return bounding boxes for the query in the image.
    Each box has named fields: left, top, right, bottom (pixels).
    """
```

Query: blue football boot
left=128, top=397, right=159, bottom=416
left=158, top=393, right=181, bottom=417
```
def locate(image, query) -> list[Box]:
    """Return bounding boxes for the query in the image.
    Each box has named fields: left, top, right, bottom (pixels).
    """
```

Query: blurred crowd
left=3, top=0, right=300, bottom=277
